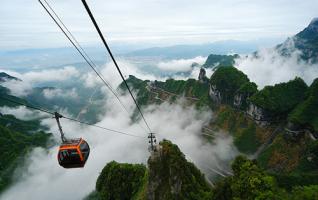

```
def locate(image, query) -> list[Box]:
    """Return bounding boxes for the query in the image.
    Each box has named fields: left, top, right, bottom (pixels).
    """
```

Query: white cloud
left=0, top=94, right=237, bottom=200
left=235, top=44, right=318, bottom=88
left=1, top=66, right=79, bottom=83
left=99, top=59, right=160, bottom=88
left=0, top=106, right=49, bottom=120
left=81, top=72, right=101, bottom=88
left=22, top=66, right=79, bottom=83
left=156, top=56, right=206, bottom=72
left=0, top=66, right=79, bottom=96
left=42, top=88, right=78, bottom=99
left=1, top=80, right=33, bottom=96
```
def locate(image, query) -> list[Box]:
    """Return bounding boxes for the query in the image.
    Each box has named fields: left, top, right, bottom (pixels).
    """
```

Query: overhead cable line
left=80, top=0, right=153, bottom=135
left=39, top=0, right=148, bottom=133
left=0, top=96, right=144, bottom=139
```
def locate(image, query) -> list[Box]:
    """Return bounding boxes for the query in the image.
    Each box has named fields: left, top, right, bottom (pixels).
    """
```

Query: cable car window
left=80, top=142, right=89, bottom=153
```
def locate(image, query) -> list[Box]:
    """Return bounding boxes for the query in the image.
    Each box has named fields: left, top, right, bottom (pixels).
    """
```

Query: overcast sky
left=0, top=0, right=317, bottom=50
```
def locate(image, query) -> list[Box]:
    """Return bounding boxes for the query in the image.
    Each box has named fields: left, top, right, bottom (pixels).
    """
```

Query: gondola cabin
left=57, top=138, right=90, bottom=168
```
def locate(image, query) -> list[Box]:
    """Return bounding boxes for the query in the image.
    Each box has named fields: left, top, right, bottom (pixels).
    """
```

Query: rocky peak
left=309, top=17, right=318, bottom=29
left=147, top=140, right=212, bottom=200
left=297, top=17, right=318, bottom=37
left=198, top=68, right=208, bottom=83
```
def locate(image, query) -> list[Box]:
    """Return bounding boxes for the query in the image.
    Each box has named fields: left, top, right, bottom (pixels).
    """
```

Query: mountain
left=87, top=142, right=318, bottom=200
left=0, top=72, right=20, bottom=82
left=277, top=18, right=318, bottom=63
left=202, top=54, right=238, bottom=69
left=0, top=121, right=50, bottom=192
left=85, top=140, right=213, bottom=200
left=125, top=40, right=278, bottom=59
left=120, top=65, right=318, bottom=186
left=0, top=74, right=52, bottom=192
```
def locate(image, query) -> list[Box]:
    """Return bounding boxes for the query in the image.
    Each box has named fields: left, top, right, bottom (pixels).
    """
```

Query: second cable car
left=54, top=112, right=90, bottom=169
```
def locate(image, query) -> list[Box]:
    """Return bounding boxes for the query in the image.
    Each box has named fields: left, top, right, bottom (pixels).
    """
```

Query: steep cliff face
left=147, top=140, right=212, bottom=200
left=246, top=104, right=271, bottom=126
left=233, top=82, right=258, bottom=110
left=209, top=84, right=222, bottom=104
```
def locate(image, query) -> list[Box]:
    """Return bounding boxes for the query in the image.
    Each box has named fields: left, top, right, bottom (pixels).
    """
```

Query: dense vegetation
left=86, top=140, right=213, bottom=200
left=0, top=78, right=51, bottom=192
left=213, top=106, right=263, bottom=154
left=235, top=82, right=258, bottom=109
left=0, top=86, right=28, bottom=107
left=289, top=78, right=318, bottom=132
left=89, top=161, right=147, bottom=200
left=0, top=123, right=50, bottom=192
left=210, top=66, right=250, bottom=104
left=119, top=75, right=152, bottom=106
left=122, top=75, right=210, bottom=107
left=88, top=142, right=318, bottom=200
left=213, top=155, right=318, bottom=200
left=250, top=77, right=308, bottom=115
left=154, top=78, right=210, bottom=106
left=203, top=54, right=238, bottom=68
left=147, top=140, right=213, bottom=200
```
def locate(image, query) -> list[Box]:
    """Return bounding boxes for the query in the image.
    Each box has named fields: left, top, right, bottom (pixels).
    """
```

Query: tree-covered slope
left=0, top=123, right=50, bottom=192
left=213, top=155, right=318, bottom=200
left=86, top=140, right=213, bottom=200
left=203, top=54, right=238, bottom=68
left=88, top=161, right=147, bottom=200
left=0, top=85, right=28, bottom=108
left=288, top=78, right=318, bottom=132
left=121, top=75, right=210, bottom=107
left=147, top=140, right=213, bottom=200
left=250, top=77, right=308, bottom=116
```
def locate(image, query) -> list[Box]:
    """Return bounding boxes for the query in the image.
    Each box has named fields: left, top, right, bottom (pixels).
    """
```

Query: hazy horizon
left=1, top=0, right=317, bottom=50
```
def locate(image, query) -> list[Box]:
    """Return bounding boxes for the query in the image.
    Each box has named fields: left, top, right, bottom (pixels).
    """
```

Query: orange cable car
left=54, top=112, right=90, bottom=169
left=58, top=138, right=90, bottom=168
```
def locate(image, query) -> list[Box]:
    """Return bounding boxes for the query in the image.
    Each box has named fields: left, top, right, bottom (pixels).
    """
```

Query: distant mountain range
left=202, top=18, right=318, bottom=69
left=125, top=39, right=283, bottom=59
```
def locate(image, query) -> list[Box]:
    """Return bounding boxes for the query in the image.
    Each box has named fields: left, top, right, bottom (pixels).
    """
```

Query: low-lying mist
left=0, top=94, right=237, bottom=200
left=235, top=43, right=318, bottom=88
left=0, top=59, right=237, bottom=200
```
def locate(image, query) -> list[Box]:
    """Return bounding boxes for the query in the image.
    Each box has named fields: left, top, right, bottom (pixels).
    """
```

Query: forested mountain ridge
left=0, top=73, right=52, bottom=192
left=118, top=65, right=318, bottom=195
left=86, top=140, right=214, bottom=200
left=87, top=140, right=318, bottom=200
